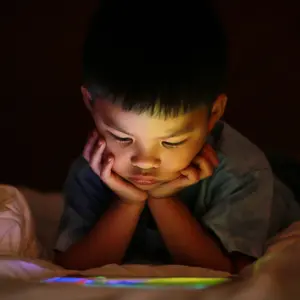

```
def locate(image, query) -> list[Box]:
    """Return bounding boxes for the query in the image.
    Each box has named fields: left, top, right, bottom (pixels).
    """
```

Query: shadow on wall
left=2, top=0, right=300, bottom=190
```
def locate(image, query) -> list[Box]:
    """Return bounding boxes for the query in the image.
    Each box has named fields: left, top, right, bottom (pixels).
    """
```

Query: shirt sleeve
left=55, top=156, right=113, bottom=252
left=200, top=159, right=274, bottom=258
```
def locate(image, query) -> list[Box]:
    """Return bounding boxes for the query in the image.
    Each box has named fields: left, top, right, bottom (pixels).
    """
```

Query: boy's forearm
left=148, top=196, right=232, bottom=272
left=55, top=200, right=145, bottom=270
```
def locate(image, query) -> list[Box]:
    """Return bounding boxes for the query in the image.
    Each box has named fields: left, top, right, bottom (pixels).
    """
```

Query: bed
left=0, top=185, right=299, bottom=299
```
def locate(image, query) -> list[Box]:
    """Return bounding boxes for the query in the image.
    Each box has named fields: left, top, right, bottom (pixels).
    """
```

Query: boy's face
left=83, top=89, right=226, bottom=190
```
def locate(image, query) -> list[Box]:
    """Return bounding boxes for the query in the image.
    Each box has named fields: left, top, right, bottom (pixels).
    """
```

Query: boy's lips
left=128, top=176, right=159, bottom=185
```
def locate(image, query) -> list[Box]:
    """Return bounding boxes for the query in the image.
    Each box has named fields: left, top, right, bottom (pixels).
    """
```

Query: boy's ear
left=81, top=86, right=93, bottom=112
left=208, top=94, right=227, bottom=132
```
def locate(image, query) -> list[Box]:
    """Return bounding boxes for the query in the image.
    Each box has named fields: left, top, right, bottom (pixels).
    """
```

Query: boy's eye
left=162, top=139, right=187, bottom=148
left=109, top=132, right=132, bottom=144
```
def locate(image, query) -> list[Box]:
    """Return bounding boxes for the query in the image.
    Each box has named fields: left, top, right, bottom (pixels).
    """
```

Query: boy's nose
left=130, top=155, right=161, bottom=169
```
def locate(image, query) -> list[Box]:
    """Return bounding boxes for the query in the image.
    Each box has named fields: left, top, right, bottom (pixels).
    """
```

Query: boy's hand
left=148, top=144, right=219, bottom=199
left=83, top=130, right=148, bottom=204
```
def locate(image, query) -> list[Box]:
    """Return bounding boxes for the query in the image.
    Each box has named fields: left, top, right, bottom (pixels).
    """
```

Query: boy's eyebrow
left=102, top=119, right=132, bottom=136
left=103, top=119, right=194, bottom=139
left=161, top=126, right=195, bottom=139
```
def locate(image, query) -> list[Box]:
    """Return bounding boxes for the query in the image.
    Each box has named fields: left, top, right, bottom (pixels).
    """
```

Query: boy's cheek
left=168, top=148, right=201, bottom=170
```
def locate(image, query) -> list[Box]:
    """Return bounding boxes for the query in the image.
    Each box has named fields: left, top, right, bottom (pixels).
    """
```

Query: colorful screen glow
left=42, top=276, right=228, bottom=290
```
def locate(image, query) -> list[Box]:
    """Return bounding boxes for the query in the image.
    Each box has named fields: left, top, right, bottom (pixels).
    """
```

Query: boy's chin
left=130, top=181, right=162, bottom=191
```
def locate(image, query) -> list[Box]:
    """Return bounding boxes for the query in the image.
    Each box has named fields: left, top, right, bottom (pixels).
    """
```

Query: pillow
left=0, top=185, right=40, bottom=258
left=18, top=187, right=64, bottom=259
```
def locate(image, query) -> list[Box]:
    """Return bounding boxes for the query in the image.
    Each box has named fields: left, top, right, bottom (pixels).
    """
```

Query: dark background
left=2, top=0, right=300, bottom=191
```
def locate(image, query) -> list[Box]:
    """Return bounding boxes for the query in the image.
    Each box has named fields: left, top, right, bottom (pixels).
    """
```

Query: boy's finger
left=202, top=144, right=219, bottom=167
left=193, top=156, right=213, bottom=180
left=181, top=167, right=199, bottom=182
left=100, top=155, right=114, bottom=179
left=101, top=157, right=146, bottom=201
left=162, top=168, right=198, bottom=191
left=83, top=130, right=99, bottom=161
left=162, top=178, right=183, bottom=191
left=116, top=182, right=147, bottom=202
left=90, top=142, right=106, bottom=175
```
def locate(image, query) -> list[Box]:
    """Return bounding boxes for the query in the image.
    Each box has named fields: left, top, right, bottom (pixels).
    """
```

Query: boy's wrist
left=147, top=195, right=177, bottom=205
left=116, top=196, right=147, bottom=208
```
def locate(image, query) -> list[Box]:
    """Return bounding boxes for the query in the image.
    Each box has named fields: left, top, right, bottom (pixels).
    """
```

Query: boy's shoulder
left=180, top=122, right=275, bottom=217
left=211, top=121, right=270, bottom=175
left=187, top=121, right=277, bottom=212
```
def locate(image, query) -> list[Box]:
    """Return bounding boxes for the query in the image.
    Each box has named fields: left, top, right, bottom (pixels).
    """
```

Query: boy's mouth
left=128, top=176, right=159, bottom=186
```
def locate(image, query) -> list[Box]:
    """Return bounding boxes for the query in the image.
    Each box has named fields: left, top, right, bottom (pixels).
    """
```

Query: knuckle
left=202, top=169, right=213, bottom=179
left=92, top=166, right=100, bottom=176
left=99, top=172, right=104, bottom=180
left=207, top=169, right=213, bottom=177
left=99, top=170, right=108, bottom=181
left=192, top=170, right=200, bottom=182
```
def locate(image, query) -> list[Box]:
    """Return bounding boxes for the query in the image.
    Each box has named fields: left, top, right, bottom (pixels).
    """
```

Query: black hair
left=83, top=0, right=227, bottom=118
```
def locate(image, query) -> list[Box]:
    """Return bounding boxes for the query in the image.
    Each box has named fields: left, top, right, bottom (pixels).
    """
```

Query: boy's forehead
left=93, top=99, right=208, bottom=135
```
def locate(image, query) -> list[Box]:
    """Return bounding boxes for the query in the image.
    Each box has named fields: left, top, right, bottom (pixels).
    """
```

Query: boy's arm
left=55, top=200, right=144, bottom=270
left=54, top=157, right=144, bottom=270
left=149, top=166, right=275, bottom=273
left=148, top=196, right=253, bottom=273
left=148, top=196, right=232, bottom=272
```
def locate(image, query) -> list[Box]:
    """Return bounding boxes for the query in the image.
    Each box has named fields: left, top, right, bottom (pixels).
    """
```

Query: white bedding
left=1, top=242, right=300, bottom=300
left=0, top=185, right=230, bottom=280
left=0, top=278, right=216, bottom=300
left=0, top=257, right=230, bottom=280
left=0, top=185, right=299, bottom=276
left=0, top=185, right=299, bottom=299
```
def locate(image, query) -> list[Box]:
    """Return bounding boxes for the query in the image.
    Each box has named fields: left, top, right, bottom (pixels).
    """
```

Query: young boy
left=54, top=0, right=300, bottom=272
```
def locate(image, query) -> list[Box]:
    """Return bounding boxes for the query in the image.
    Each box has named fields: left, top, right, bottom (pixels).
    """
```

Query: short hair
left=83, top=0, right=227, bottom=118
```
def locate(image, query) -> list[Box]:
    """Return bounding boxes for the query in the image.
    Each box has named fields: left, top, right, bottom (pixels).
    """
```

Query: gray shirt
left=55, top=122, right=300, bottom=263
